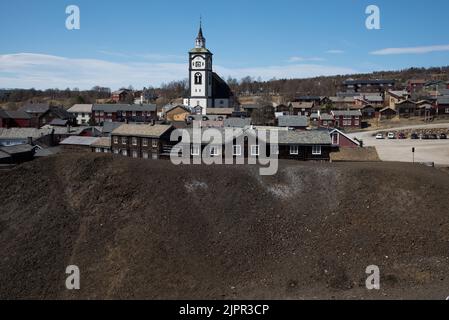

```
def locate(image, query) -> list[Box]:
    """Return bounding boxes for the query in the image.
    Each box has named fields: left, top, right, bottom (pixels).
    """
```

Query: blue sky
left=1, top=0, right=449, bottom=89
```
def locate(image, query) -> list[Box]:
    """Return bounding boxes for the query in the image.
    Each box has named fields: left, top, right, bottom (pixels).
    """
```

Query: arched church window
left=194, top=72, right=202, bottom=85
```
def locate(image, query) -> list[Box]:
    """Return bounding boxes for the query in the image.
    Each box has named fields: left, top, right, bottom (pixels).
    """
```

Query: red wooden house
left=0, top=110, right=34, bottom=128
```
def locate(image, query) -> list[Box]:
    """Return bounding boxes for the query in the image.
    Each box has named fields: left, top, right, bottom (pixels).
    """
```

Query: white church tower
left=184, top=20, right=213, bottom=114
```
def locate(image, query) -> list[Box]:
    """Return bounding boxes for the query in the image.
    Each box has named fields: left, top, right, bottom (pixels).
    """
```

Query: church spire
left=195, top=17, right=206, bottom=49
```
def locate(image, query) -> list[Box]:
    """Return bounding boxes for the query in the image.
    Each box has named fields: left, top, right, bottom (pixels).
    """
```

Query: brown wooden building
left=111, top=124, right=174, bottom=159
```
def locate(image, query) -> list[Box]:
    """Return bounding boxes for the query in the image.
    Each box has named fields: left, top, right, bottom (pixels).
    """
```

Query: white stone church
left=183, top=23, right=234, bottom=115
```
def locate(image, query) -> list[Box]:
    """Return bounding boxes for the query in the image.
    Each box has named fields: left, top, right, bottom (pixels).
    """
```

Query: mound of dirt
left=0, top=153, right=449, bottom=300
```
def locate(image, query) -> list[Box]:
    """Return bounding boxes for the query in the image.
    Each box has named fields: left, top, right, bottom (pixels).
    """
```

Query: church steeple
left=195, top=17, right=206, bottom=48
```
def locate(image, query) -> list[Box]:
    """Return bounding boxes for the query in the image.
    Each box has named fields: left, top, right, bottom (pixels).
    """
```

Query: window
left=152, top=140, right=158, bottom=148
left=191, top=145, right=200, bottom=156
left=210, top=146, right=220, bottom=156
left=132, top=150, right=138, bottom=158
left=332, top=133, right=339, bottom=145
left=142, top=138, right=148, bottom=147
left=290, top=145, right=299, bottom=155
left=445, top=108, right=449, bottom=114
left=121, top=137, right=127, bottom=145
left=194, top=72, right=202, bottom=85
left=152, top=153, right=158, bottom=160
left=233, top=145, right=241, bottom=156
left=251, top=145, right=260, bottom=156
left=113, top=137, right=118, bottom=144
left=103, top=149, right=109, bottom=153
left=113, top=149, right=119, bottom=154
left=142, top=152, right=149, bottom=159
left=312, top=145, right=322, bottom=155
left=132, top=137, right=138, bottom=146
left=122, top=149, right=128, bottom=156
left=132, top=111, right=136, bottom=117
left=95, top=148, right=101, bottom=153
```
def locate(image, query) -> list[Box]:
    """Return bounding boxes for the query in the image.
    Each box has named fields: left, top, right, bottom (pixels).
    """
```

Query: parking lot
left=349, top=123, right=449, bottom=166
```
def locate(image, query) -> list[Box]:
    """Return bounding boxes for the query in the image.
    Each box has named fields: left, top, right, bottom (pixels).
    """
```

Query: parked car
left=440, top=133, right=447, bottom=139
left=411, top=133, right=419, bottom=140
left=429, top=134, right=438, bottom=140
left=421, top=134, right=430, bottom=140
left=398, top=133, right=406, bottom=139
left=387, top=132, right=396, bottom=139
left=376, top=133, right=384, bottom=139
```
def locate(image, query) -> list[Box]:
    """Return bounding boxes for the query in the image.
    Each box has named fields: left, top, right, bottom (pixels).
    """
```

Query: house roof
left=388, top=90, right=409, bottom=98
left=278, top=116, right=308, bottom=127
left=396, top=99, right=417, bottom=105
left=0, top=143, right=35, bottom=155
left=0, top=127, right=54, bottom=140
left=320, top=113, right=335, bottom=120
left=165, top=105, right=191, bottom=114
left=0, top=110, right=32, bottom=119
left=331, top=110, right=362, bottom=117
left=329, top=96, right=356, bottom=103
left=295, top=96, right=323, bottom=101
left=60, top=136, right=100, bottom=146
left=19, top=103, right=50, bottom=114
left=359, top=95, right=384, bottom=103
left=111, top=124, right=173, bottom=138
left=90, top=137, right=111, bottom=148
left=223, top=118, right=251, bottom=128
left=92, top=104, right=157, bottom=112
left=379, top=107, right=397, bottom=113
left=277, top=130, right=332, bottom=145
left=289, top=102, right=314, bottom=109
left=206, top=108, right=234, bottom=115
left=67, top=104, right=93, bottom=113
left=49, top=119, right=69, bottom=126
left=102, top=122, right=124, bottom=134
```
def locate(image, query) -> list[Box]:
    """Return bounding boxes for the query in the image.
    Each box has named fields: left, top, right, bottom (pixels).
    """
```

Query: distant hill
left=1, top=66, right=448, bottom=109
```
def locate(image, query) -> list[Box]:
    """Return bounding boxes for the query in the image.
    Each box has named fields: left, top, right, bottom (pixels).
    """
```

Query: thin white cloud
left=326, top=50, right=345, bottom=54
left=0, top=53, right=358, bottom=90
left=215, top=64, right=357, bottom=80
left=288, top=56, right=325, bottom=62
left=98, top=50, right=184, bottom=61
left=371, top=44, right=449, bottom=55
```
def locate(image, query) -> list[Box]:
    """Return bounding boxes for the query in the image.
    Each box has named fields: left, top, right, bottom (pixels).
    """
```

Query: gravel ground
left=0, top=153, right=449, bottom=300
left=349, top=124, right=449, bottom=165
